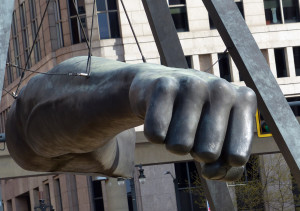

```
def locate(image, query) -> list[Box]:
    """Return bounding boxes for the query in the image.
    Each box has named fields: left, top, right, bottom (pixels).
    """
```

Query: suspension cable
left=85, top=0, right=97, bottom=75
left=120, top=0, right=146, bottom=63
left=14, top=0, right=51, bottom=98
left=72, top=0, right=90, bottom=51
left=7, top=63, right=88, bottom=77
left=203, top=48, right=228, bottom=73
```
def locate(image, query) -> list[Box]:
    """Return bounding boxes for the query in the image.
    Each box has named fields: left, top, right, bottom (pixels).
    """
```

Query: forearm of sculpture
left=6, top=56, right=257, bottom=181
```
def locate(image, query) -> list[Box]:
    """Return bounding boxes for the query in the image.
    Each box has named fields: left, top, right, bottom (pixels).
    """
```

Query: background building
left=0, top=0, right=300, bottom=210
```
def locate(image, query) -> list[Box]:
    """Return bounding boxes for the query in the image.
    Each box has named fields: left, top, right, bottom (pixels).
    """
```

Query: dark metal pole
left=195, top=163, right=236, bottom=211
left=173, top=178, right=181, bottom=211
left=141, top=0, right=236, bottom=210
left=130, top=178, right=138, bottom=211
left=142, top=0, right=188, bottom=69
left=203, top=0, right=300, bottom=185
left=0, top=0, right=15, bottom=104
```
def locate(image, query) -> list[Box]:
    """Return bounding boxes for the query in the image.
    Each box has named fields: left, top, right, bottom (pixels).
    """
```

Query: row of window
left=5, top=0, right=120, bottom=86
left=68, top=0, right=300, bottom=42
left=170, top=0, right=300, bottom=32
left=5, top=0, right=300, bottom=87
left=184, top=46, right=300, bottom=84
left=4, top=175, right=107, bottom=211
left=264, top=0, right=300, bottom=24
left=5, top=0, right=63, bottom=86
left=5, top=176, right=63, bottom=211
left=217, top=47, right=300, bottom=83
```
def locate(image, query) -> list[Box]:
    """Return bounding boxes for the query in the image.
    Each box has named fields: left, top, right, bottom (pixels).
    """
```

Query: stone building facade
left=0, top=0, right=300, bottom=210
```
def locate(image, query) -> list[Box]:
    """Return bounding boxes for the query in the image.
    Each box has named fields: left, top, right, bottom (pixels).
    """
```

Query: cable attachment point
left=12, top=92, right=18, bottom=99
left=68, top=72, right=90, bottom=77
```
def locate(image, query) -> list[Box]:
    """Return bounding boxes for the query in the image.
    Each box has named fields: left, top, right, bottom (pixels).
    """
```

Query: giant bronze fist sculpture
left=6, top=56, right=256, bottom=181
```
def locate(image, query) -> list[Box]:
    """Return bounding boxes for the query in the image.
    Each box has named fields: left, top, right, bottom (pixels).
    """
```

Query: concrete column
left=192, top=55, right=200, bottom=70
left=211, top=53, right=220, bottom=77
left=285, top=47, right=296, bottom=77
left=105, top=178, right=129, bottom=211
left=267, top=49, right=277, bottom=78
left=11, top=198, right=16, bottom=211
left=29, top=189, right=39, bottom=211
left=101, top=180, right=109, bottom=211
left=199, top=54, right=212, bottom=73
left=230, top=56, right=240, bottom=82
left=75, top=175, right=92, bottom=211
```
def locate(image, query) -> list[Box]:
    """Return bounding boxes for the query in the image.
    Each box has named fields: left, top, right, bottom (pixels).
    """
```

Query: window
left=168, top=0, right=189, bottom=32
left=210, top=0, right=244, bottom=29
left=175, top=162, right=206, bottom=211
left=293, top=47, right=300, bottom=76
left=218, top=52, right=232, bottom=82
left=92, top=179, right=105, bottom=211
left=12, top=11, right=22, bottom=77
left=7, top=199, right=12, bottom=211
left=283, top=0, right=300, bottom=23
left=96, top=0, right=120, bottom=39
left=20, top=2, right=31, bottom=68
left=54, top=178, right=63, bottom=211
left=54, top=0, right=64, bottom=48
left=264, top=0, right=300, bottom=24
left=68, top=0, right=87, bottom=44
left=6, top=48, right=14, bottom=85
left=287, top=97, right=300, bottom=117
left=29, top=0, right=41, bottom=63
left=274, top=48, right=288, bottom=78
left=15, top=192, right=31, bottom=210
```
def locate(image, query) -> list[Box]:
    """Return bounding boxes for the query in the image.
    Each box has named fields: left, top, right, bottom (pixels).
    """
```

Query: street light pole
left=165, top=171, right=181, bottom=211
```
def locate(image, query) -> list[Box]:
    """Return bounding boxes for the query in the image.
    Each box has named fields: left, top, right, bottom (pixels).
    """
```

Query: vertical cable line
left=71, top=0, right=90, bottom=51
left=14, top=0, right=51, bottom=98
left=120, top=0, right=146, bottom=63
left=85, top=0, right=97, bottom=76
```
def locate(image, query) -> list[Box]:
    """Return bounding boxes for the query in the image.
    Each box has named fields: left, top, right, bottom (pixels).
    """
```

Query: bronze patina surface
left=6, top=56, right=256, bottom=180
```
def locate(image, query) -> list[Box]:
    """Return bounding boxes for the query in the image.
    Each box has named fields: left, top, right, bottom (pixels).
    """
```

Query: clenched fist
left=6, top=56, right=256, bottom=181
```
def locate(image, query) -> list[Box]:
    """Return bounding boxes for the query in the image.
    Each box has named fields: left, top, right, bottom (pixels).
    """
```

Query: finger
left=223, top=86, right=257, bottom=166
left=201, top=160, right=244, bottom=181
left=192, top=79, right=236, bottom=163
left=144, top=77, right=179, bottom=144
left=165, top=77, right=208, bottom=154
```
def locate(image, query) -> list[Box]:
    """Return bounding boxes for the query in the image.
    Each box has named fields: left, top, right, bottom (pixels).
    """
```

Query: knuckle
left=222, top=166, right=245, bottom=181
left=228, top=153, right=249, bottom=167
left=154, top=77, right=178, bottom=95
left=166, top=142, right=192, bottom=155
left=210, top=79, right=235, bottom=104
left=192, top=150, right=220, bottom=163
left=201, top=162, right=227, bottom=180
left=238, top=86, right=257, bottom=104
left=179, top=77, right=208, bottom=99
left=144, top=128, right=165, bottom=144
